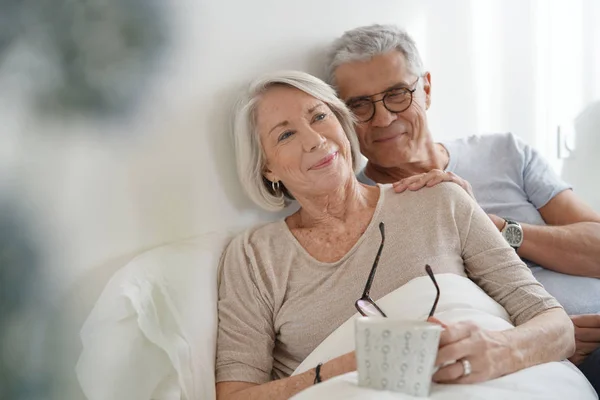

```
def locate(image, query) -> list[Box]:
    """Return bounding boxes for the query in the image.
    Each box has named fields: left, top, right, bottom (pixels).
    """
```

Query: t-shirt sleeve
left=215, top=234, right=275, bottom=384
left=511, top=133, right=572, bottom=209
left=449, top=185, right=563, bottom=325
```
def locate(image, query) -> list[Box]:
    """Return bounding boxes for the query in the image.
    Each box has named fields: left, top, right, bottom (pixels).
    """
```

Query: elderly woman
left=215, top=70, right=575, bottom=400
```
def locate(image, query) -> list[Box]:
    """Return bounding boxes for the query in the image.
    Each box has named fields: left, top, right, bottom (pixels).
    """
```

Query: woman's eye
left=278, top=130, right=294, bottom=142
left=313, top=112, right=327, bottom=122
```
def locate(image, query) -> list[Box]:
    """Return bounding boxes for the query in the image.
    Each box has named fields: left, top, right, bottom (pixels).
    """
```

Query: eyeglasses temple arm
left=425, top=264, right=440, bottom=318
left=362, top=223, right=385, bottom=298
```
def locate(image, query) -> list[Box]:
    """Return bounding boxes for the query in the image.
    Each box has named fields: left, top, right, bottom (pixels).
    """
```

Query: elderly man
left=326, top=24, right=600, bottom=391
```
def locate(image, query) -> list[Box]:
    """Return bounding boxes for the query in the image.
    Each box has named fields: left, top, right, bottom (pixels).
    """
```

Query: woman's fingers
left=433, top=360, right=466, bottom=382
left=434, top=321, right=479, bottom=373
left=427, top=316, right=447, bottom=328
left=438, top=321, right=476, bottom=347
left=434, top=360, right=484, bottom=384
left=436, top=338, right=473, bottom=366
left=433, top=359, right=481, bottom=384
left=433, top=323, right=510, bottom=384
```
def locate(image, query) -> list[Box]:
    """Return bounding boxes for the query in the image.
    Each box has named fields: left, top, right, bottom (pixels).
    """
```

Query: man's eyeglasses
left=355, top=221, right=440, bottom=319
left=346, top=76, right=420, bottom=123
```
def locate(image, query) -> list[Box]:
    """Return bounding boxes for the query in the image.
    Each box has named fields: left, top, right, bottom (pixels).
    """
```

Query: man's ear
left=423, top=71, right=432, bottom=110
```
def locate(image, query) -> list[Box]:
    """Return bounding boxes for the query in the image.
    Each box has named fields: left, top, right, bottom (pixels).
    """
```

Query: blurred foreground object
left=0, top=0, right=168, bottom=119
left=0, top=198, right=48, bottom=400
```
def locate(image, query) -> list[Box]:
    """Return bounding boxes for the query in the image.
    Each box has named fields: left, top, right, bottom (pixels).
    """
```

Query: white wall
left=6, top=0, right=484, bottom=302
left=1, top=0, right=599, bottom=398
left=558, top=0, right=600, bottom=211
left=7, top=0, right=599, bottom=300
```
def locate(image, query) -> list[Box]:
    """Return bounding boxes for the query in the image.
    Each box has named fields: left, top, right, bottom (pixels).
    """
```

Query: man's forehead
left=334, top=51, right=411, bottom=99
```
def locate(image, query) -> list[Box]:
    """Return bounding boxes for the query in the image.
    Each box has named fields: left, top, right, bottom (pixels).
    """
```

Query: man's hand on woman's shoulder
left=392, top=169, right=475, bottom=199
left=391, top=170, right=509, bottom=230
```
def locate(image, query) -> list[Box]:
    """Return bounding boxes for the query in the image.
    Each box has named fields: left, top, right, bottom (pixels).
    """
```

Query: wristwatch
left=501, top=219, right=523, bottom=250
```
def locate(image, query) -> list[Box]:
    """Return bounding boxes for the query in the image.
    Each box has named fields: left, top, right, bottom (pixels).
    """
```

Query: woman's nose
left=302, top=128, right=326, bottom=152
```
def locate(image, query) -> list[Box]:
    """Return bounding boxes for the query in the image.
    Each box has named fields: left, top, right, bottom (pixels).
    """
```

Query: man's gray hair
left=233, top=70, right=362, bottom=212
left=326, top=24, right=425, bottom=87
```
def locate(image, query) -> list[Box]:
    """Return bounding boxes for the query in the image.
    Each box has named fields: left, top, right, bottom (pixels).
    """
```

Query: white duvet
left=291, top=274, right=597, bottom=400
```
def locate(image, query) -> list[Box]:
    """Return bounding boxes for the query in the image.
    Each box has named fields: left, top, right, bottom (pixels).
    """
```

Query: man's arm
left=395, top=171, right=600, bottom=277
left=489, top=189, right=600, bottom=278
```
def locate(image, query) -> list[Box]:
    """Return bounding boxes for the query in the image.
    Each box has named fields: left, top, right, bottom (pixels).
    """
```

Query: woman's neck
left=289, top=179, right=379, bottom=231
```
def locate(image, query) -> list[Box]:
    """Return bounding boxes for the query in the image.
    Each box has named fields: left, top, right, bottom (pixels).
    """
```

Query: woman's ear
left=263, top=167, right=279, bottom=184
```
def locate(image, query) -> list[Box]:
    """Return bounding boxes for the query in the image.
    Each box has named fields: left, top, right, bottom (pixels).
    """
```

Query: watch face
left=505, top=225, right=523, bottom=246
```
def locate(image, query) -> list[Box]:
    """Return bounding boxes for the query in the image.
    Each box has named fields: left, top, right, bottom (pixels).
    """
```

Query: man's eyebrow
left=346, top=82, right=411, bottom=104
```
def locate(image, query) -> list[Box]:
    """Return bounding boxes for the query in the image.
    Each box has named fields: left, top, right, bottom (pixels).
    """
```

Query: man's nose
left=371, top=100, right=397, bottom=128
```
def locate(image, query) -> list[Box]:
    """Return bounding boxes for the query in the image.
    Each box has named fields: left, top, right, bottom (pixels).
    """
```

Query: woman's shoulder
left=381, top=182, right=474, bottom=210
left=225, top=220, right=288, bottom=253
left=220, top=219, right=294, bottom=275
left=378, top=183, right=478, bottom=238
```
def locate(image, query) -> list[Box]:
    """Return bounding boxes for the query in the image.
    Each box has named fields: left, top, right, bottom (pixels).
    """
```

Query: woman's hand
left=429, top=318, right=515, bottom=384
left=393, top=169, right=475, bottom=199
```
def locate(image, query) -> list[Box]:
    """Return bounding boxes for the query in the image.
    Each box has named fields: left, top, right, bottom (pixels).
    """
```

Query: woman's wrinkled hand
left=429, top=319, right=514, bottom=384
left=393, top=169, right=475, bottom=199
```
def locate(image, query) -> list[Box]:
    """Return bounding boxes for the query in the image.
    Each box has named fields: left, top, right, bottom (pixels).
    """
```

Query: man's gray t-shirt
left=358, top=132, right=600, bottom=314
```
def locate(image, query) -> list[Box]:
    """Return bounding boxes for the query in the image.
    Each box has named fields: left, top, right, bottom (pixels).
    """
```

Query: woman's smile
left=309, top=151, right=338, bottom=171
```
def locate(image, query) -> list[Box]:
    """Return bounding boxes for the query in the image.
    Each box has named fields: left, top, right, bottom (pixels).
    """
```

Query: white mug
left=355, top=318, right=442, bottom=397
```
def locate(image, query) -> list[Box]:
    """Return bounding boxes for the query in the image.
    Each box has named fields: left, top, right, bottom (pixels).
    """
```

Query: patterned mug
left=355, top=318, right=443, bottom=397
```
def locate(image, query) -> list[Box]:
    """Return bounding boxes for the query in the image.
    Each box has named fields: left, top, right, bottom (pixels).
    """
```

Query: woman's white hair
left=326, top=24, right=425, bottom=87
left=233, top=70, right=362, bottom=212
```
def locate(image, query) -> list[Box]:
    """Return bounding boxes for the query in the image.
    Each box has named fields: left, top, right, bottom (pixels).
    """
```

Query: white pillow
left=76, top=232, right=232, bottom=400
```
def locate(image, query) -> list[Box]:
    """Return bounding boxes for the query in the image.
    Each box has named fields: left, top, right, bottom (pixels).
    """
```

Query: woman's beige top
left=215, top=184, right=561, bottom=384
